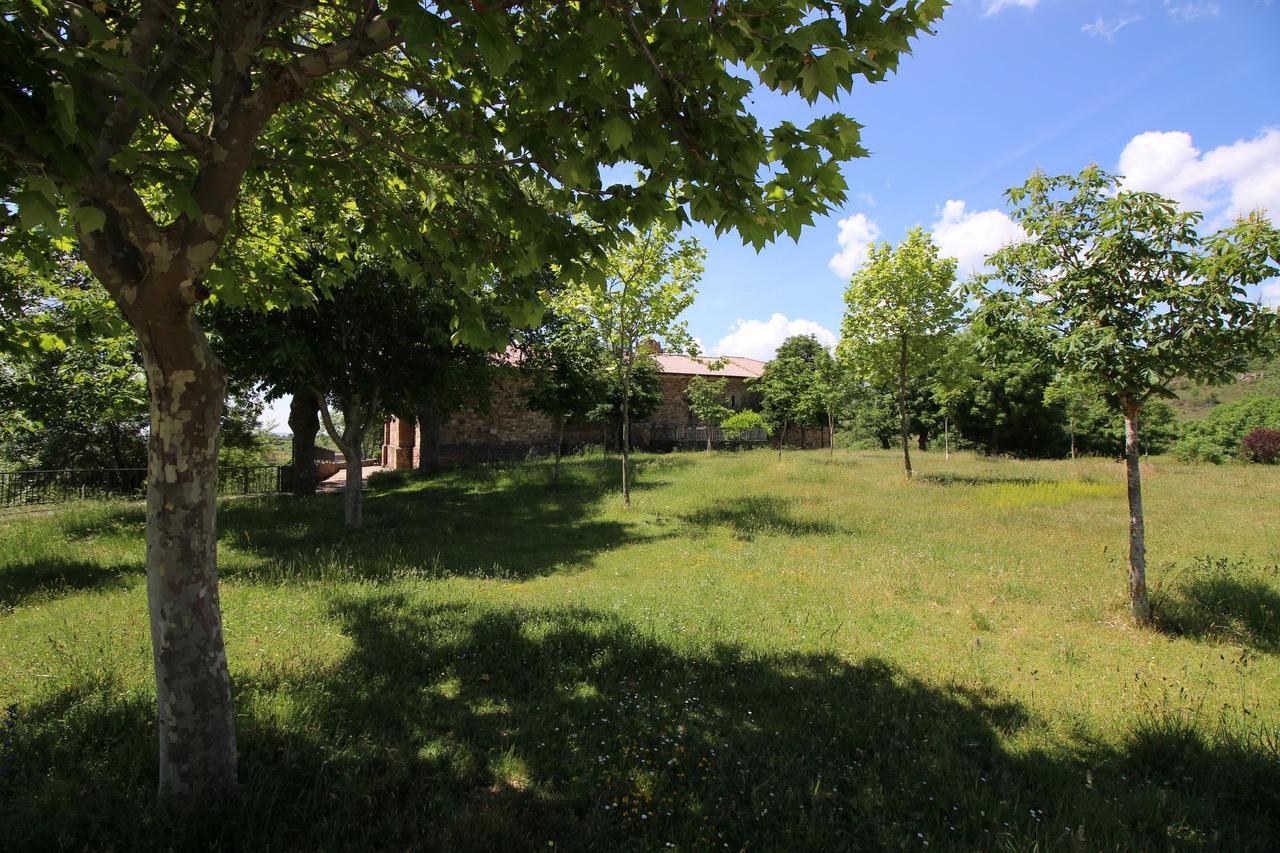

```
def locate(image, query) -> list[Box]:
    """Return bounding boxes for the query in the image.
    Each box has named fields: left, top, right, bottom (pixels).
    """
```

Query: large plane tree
left=0, top=1, right=945, bottom=797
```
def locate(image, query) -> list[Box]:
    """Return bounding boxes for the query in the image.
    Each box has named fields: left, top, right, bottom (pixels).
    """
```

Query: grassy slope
left=1169, top=351, right=1280, bottom=421
left=1, top=450, right=1278, bottom=851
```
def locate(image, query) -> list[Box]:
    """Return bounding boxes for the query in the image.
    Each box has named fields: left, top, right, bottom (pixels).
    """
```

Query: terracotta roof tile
left=653, top=354, right=766, bottom=378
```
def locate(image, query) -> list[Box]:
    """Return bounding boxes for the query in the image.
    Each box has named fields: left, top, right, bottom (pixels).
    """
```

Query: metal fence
left=0, top=465, right=283, bottom=509
left=648, top=425, right=769, bottom=444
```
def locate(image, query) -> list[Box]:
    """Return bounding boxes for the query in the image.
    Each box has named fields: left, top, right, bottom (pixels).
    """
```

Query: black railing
left=0, top=465, right=283, bottom=509
left=648, top=425, right=769, bottom=444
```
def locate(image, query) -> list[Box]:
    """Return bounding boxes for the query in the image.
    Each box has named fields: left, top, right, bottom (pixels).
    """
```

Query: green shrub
left=720, top=410, right=768, bottom=439
left=1175, top=397, right=1280, bottom=463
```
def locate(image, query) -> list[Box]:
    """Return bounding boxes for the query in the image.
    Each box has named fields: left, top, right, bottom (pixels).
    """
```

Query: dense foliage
left=1177, top=398, right=1280, bottom=464
left=1242, top=427, right=1280, bottom=464
left=720, top=409, right=769, bottom=439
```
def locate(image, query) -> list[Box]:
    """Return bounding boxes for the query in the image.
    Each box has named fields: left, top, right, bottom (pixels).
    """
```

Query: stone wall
left=640, top=375, right=758, bottom=428
left=381, top=368, right=771, bottom=469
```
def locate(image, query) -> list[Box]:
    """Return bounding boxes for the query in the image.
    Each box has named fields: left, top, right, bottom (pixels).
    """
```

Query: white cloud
left=1117, top=128, right=1280, bottom=224
left=715, top=314, right=837, bottom=361
left=1082, top=15, right=1141, bottom=39
left=1164, top=1, right=1220, bottom=22
left=984, top=0, right=1038, bottom=14
left=1259, top=279, right=1280, bottom=309
left=930, top=199, right=1025, bottom=276
left=827, top=213, right=881, bottom=278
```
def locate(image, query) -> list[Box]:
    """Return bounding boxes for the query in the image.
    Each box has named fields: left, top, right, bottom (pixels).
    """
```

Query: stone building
left=380, top=347, right=831, bottom=469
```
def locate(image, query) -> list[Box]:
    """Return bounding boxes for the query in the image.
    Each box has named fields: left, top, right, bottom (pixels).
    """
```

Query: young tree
left=687, top=374, right=732, bottom=450
left=554, top=226, right=702, bottom=506
left=976, top=166, right=1280, bottom=625
left=839, top=228, right=960, bottom=478
left=520, top=309, right=609, bottom=483
left=930, top=333, right=979, bottom=460
left=756, top=334, right=828, bottom=459
left=813, top=344, right=846, bottom=456
left=1, top=1, right=943, bottom=795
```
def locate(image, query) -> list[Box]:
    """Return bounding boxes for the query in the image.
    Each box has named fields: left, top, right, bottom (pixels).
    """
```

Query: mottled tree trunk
left=342, top=448, right=363, bottom=528
left=898, top=337, right=913, bottom=479
left=138, top=315, right=238, bottom=798
left=318, top=394, right=370, bottom=529
left=944, top=414, right=950, bottom=460
left=1122, top=396, right=1151, bottom=625
left=416, top=403, right=441, bottom=475
left=1069, top=417, right=1077, bottom=461
left=288, top=392, right=320, bottom=497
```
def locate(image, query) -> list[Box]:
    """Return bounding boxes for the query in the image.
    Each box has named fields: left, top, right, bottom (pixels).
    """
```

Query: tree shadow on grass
left=681, top=495, right=848, bottom=541
left=213, top=460, right=677, bottom=583
left=4, top=597, right=1277, bottom=851
left=0, top=558, right=137, bottom=609
left=1153, top=557, right=1280, bottom=652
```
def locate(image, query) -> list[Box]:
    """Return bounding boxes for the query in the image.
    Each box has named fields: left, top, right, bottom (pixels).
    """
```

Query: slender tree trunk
left=1122, top=396, right=1152, bottom=626
left=898, top=337, right=913, bottom=479
left=778, top=420, right=787, bottom=461
left=318, top=395, right=367, bottom=529
left=288, top=392, right=320, bottom=497
left=138, top=316, right=238, bottom=798
left=416, top=403, right=442, bottom=475
left=944, top=413, right=950, bottom=460
left=621, top=370, right=632, bottom=507
left=342, top=444, right=363, bottom=528
left=1070, top=416, right=1077, bottom=461
left=828, top=410, right=835, bottom=457
left=554, top=417, right=565, bottom=485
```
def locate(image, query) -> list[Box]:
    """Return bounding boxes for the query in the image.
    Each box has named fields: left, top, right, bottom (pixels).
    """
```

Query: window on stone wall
left=731, top=394, right=738, bottom=410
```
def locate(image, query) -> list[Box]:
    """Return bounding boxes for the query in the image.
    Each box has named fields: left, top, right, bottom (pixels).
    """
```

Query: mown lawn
left=1, top=449, right=1278, bottom=851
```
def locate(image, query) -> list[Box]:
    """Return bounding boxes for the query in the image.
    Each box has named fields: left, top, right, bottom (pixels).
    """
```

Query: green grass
left=2, top=449, right=1278, bottom=850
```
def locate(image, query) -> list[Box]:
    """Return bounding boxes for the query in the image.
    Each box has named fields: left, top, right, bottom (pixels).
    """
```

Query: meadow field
left=1, top=449, right=1277, bottom=850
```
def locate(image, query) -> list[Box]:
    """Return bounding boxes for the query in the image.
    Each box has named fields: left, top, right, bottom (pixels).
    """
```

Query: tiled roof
left=654, top=354, right=766, bottom=378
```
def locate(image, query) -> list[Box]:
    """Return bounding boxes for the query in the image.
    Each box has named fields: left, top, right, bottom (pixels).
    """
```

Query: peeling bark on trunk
left=139, top=314, right=238, bottom=798
left=318, top=394, right=371, bottom=529
left=342, top=450, right=363, bottom=528
left=898, top=337, right=913, bottom=479
left=288, top=392, right=320, bottom=497
left=1122, top=396, right=1152, bottom=626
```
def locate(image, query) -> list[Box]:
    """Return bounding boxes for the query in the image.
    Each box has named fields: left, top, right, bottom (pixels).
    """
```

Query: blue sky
left=695, top=0, right=1280, bottom=360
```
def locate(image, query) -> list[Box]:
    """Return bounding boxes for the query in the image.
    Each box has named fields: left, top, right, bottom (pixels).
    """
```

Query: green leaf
left=52, top=84, right=76, bottom=140
left=15, top=190, right=59, bottom=230
left=602, top=117, right=633, bottom=152
left=74, top=205, right=106, bottom=233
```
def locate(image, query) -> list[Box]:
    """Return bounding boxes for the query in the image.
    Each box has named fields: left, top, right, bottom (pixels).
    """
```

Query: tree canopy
left=974, top=166, right=1280, bottom=625
left=839, top=226, right=959, bottom=477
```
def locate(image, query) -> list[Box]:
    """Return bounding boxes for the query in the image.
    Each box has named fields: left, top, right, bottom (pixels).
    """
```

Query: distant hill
left=1168, top=352, right=1280, bottom=421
